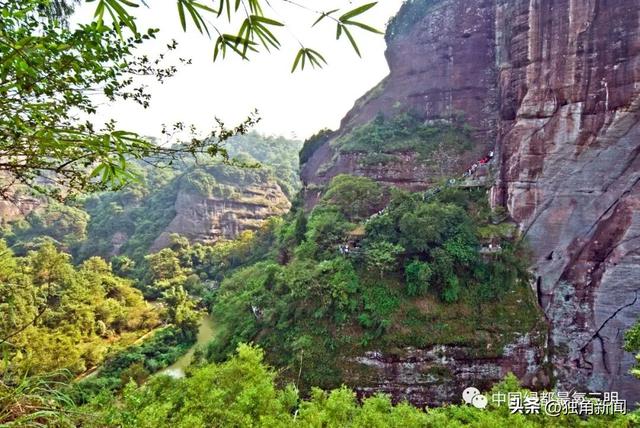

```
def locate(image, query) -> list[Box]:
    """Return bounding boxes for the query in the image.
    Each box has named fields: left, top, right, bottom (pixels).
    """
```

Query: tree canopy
left=0, top=0, right=380, bottom=201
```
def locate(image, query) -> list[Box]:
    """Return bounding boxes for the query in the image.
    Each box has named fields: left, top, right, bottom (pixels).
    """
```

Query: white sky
left=73, top=1, right=403, bottom=140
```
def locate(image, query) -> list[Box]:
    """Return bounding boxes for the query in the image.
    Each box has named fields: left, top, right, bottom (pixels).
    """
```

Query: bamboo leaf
left=307, top=48, right=327, bottom=65
left=177, top=0, right=187, bottom=30
left=192, top=1, right=216, bottom=13
left=339, top=2, right=377, bottom=22
left=185, top=4, right=203, bottom=33
left=342, top=26, right=361, bottom=57
left=117, top=0, right=139, bottom=7
left=291, top=48, right=304, bottom=73
left=312, top=9, right=338, bottom=27
left=253, top=16, right=284, bottom=26
left=343, top=20, right=383, bottom=34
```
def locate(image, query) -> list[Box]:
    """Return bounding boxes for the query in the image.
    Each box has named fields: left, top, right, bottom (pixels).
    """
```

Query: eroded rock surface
left=345, top=333, right=548, bottom=408
left=300, top=0, right=498, bottom=194
left=491, top=0, right=640, bottom=402
left=151, top=181, right=290, bottom=252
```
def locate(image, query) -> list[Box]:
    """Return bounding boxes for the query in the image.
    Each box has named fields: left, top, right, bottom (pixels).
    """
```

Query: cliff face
left=0, top=196, right=40, bottom=225
left=300, top=0, right=498, bottom=196
left=491, top=0, right=640, bottom=401
left=303, top=0, right=640, bottom=404
left=346, top=333, right=548, bottom=408
left=151, top=179, right=290, bottom=251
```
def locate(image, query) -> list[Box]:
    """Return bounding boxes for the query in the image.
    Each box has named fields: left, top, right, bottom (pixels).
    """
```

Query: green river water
left=161, top=313, right=216, bottom=378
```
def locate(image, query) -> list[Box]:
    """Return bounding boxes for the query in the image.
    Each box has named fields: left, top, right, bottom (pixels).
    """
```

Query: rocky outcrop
left=0, top=196, right=40, bottom=225
left=151, top=180, right=290, bottom=252
left=0, top=179, right=41, bottom=225
left=300, top=0, right=499, bottom=194
left=302, top=0, right=640, bottom=406
left=491, top=0, right=640, bottom=403
left=344, top=333, right=548, bottom=408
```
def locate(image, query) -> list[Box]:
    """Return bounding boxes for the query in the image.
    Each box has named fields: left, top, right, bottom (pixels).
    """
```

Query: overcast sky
left=73, top=0, right=403, bottom=141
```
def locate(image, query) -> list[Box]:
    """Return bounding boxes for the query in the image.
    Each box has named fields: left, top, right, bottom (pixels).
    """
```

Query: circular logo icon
left=462, top=387, right=481, bottom=404
left=472, top=394, right=488, bottom=409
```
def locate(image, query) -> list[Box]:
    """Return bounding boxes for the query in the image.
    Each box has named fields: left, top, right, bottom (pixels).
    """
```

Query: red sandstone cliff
left=150, top=179, right=290, bottom=252
left=300, top=0, right=499, bottom=198
left=303, top=0, right=640, bottom=404
left=492, top=0, right=640, bottom=402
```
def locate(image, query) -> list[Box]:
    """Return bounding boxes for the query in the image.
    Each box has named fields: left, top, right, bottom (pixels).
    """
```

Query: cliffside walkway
left=423, top=151, right=496, bottom=201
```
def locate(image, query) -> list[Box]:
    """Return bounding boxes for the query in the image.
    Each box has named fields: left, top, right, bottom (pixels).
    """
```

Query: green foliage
left=143, top=248, right=186, bottom=297
left=624, top=320, right=640, bottom=378
left=225, top=132, right=303, bottom=197
left=0, top=241, right=160, bottom=380
left=32, top=132, right=301, bottom=267
left=336, top=112, right=472, bottom=167
left=80, top=344, right=292, bottom=426
left=208, top=253, right=364, bottom=389
left=321, top=175, right=385, bottom=221
left=291, top=47, right=327, bottom=72
left=69, top=326, right=194, bottom=405
left=206, top=176, right=542, bottom=388
left=299, top=128, right=333, bottom=166
left=1, top=0, right=381, bottom=198
left=8, top=203, right=89, bottom=251
left=359, top=282, right=399, bottom=338
left=73, top=347, right=635, bottom=427
left=0, top=0, right=236, bottom=199
left=0, top=370, right=78, bottom=427
left=162, top=286, right=199, bottom=340
left=304, top=207, right=353, bottom=258
left=293, top=210, right=308, bottom=245
left=207, top=261, right=277, bottom=360
left=404, top=259, right=432, bottom=296
left=141, top=222, right=280, bottom=304
left=73, top=165, right=180, bottom=264
left=385, top=0, right=442, bottom=42
left=396, top=202, right=473, bottom=253
left=364, top=241, right=404, bottom=277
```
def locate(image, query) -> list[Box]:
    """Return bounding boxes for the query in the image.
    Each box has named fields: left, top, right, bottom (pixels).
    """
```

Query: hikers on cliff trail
left=464, top=150, right=495, bottom=178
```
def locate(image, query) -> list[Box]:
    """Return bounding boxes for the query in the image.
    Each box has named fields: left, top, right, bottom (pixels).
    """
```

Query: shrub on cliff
left=336, top=112, right=472, bottom=167
left=625, top=321, right=640, bottom=379
left=299, top=128, right=333, bottom=166
left=321, top=175, right=385, bottom=221
left=205, top=180, right=538, bottom=389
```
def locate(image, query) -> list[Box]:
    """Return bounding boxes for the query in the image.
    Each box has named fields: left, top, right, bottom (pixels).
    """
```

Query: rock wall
left=300, top=0, right=499, bottom=194
left=344, top=333, right=548, bottom=408
left=151, top=181, right=290, bottom=252
left=0, top=196, right=40, bottom=225
left=491, top=0, right=640, bottom=402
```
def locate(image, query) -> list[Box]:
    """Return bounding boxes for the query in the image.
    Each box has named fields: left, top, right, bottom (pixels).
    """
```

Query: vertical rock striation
left=492, top=0, right=640, bottom=402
